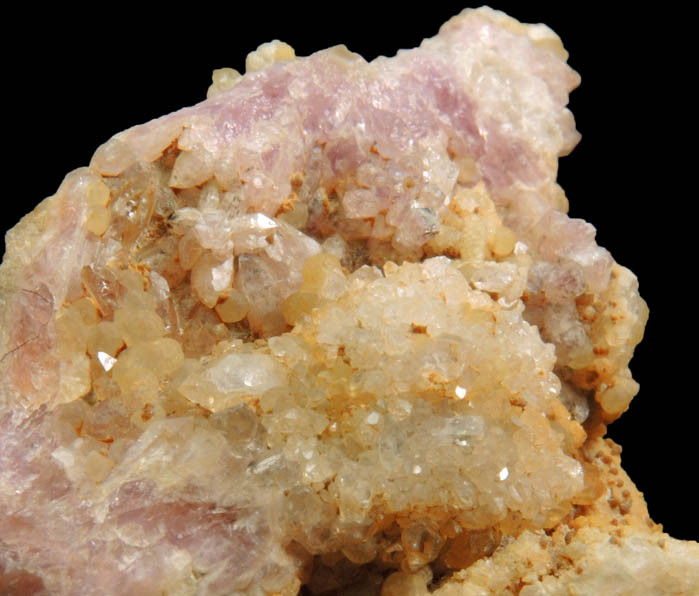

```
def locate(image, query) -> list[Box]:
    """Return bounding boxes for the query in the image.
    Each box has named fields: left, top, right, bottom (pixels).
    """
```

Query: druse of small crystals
left=1, top=7, right=697, bottom=596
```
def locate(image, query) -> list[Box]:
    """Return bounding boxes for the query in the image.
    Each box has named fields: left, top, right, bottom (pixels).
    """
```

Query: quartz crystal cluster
left=1, top=7, right=697, bottom=596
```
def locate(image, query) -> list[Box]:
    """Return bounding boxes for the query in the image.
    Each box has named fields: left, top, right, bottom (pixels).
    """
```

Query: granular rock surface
left=1, top=7, right=697, bottom=596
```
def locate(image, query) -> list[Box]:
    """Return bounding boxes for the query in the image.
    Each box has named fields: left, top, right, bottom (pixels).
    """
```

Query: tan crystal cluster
left=1, top=7, right=697, bottom=596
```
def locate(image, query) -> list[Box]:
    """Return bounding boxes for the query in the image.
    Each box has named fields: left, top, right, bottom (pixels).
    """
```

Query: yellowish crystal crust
left=1, top=8, right=696, bottom=596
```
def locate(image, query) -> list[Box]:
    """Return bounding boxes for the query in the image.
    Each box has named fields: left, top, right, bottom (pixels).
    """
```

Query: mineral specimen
left=1, top=7, right=697, bottom=596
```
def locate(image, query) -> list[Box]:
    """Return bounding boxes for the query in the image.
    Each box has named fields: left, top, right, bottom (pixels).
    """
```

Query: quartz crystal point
left=1, top=7, right=697, bottom=596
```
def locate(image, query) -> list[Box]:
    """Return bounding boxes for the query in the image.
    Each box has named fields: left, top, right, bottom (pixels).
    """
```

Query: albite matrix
left=1, top=7, right=697, bottom=596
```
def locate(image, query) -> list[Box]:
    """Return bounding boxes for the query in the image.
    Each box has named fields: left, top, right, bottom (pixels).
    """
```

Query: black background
left=4, top=5, right=695, bottom=540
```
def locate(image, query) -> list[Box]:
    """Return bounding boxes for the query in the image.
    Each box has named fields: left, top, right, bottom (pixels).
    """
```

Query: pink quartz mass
left=4, top=10, right=608, bottom=412
left=0, top=6, right=696, bottom=596
left=0, top=9, right=618, bottom=595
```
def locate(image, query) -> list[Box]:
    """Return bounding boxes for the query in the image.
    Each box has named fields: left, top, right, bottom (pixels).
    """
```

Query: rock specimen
left=1, top=7, right=697, bottom=595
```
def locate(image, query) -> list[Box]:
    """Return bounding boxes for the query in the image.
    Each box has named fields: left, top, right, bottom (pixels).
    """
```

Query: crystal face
left=1, top=7, right=697, bottom=596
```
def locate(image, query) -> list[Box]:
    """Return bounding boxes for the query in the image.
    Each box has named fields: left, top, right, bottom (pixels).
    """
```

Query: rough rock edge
left=432, top=436, right=699, bottom=595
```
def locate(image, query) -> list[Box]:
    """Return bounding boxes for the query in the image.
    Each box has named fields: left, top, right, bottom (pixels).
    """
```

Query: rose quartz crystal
left=1, top=7, right=697, bottom=596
